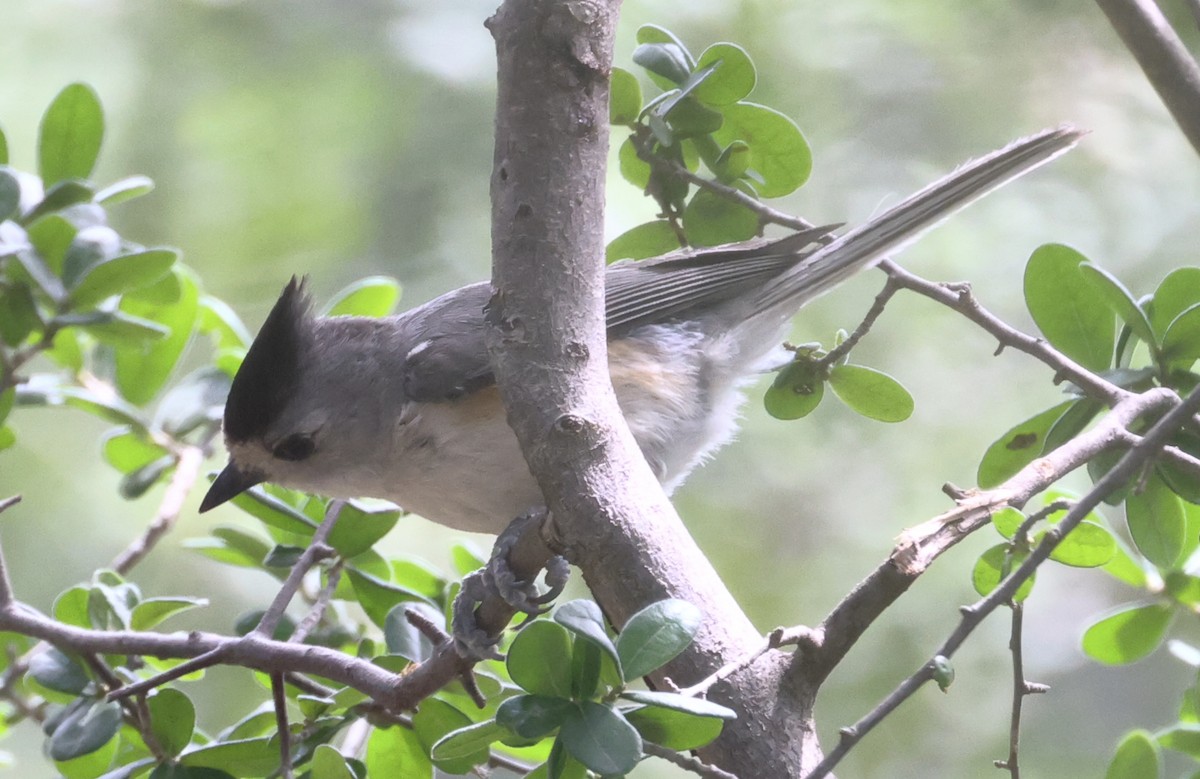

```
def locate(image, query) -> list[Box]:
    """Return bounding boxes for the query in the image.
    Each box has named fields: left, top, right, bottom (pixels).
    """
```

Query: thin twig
left=107, top=647, right=228, bottom=702
left=288, top=559, right=343, bottom=644
left=880, top=262, right=1127, bottom=405
left=817, top=277, right=901, bottom=369
left=256, top=501, right=343, bottom=639
left=676, top=626, right=818, bottom=698
left=111, top=446, right=205, bottom=575
left=804, top=383, right=1200, bottom=779
left=996, top=604, right=1027, bottom=777
left=644, top=742, right=739, bottom=779
left=271, top=672, right=294, bottom=779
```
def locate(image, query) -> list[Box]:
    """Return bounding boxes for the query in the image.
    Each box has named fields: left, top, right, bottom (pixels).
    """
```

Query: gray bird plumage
left=201, top=127, right=1082, bottom=532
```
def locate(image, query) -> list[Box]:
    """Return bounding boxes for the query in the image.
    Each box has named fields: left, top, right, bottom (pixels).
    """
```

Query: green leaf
left=1162, top=303, right=1200, bottom=367
left=663, top=96, right=725, bottom=139
left=310, top=744, right=357, bottom=779
left=616, top=599, right=701, bottom=681
left=828, top=363, right=914, bottom=423
left=1104, top=540, right=1149, bottom=588
left=0, top=388, right=14, bottom=429
left=147, top=765, right=237, bottom=779
left=1151, top=268, right=1200, bottom=338
left=322, top=276, right=402, bottom=318
left=389, top=559, right=444, bottom=601
left=49, top=700, right=122, bottom=761
left=101, top=427, right=167, bottom=474
left=610, top=67, right=643, bottom=125
left=991, top=507, right=1026, bottom=539
left=617, top=136, right=652, bottom=190
left=554, top=600, right=620, bottom=672
left=570, top=635, right=603, bottom=700
left=79, top=310, right=171, bottom=348
left=198, top=296, right=252, bottom=349
left=68, top=249, right=178, bottom=310
left=383, top=602, right=441, bottom=662
left=1079, top=263, right=1156, bottom=348
left=116, top=266, right=200, bottom=405
left=1042, top=398, right=1103, bottom=454
left=0, top=167, right=20, bottom=221
left=325, top=501, right=401, bottom=558
left=95, top=175, right=154, bottom=206
left=227, top=486, right=317, bottom=537
left=429, top=719, right=507, bottom=762
left=346, top=568, right=427, bottom=628
left=413, top=698, right=484, bottom=775
left=0, top=282, right=41, bottom=346
left=625, top=704, right=724, bottom=751
left=183, top=527, right=274, bottom=571
left=976, top=401, right=1073, bottom=489
left=28, top=182, right=98, bottom=226
left=606, top=220, right=680, bottom=263
left=497, top=695, right=574, bottom=740
left=0, top=126, right=7, bottom=165
left=148, top=688, right=195, bottom=758
left=0, top=426, right=13, bottom=451
left=29, top=648, right=90, bottom=694
left=26, top=213, right=77, bottom=276
left=131, top=597, right=208, bottom=631
left=971, top=543, right=1034, bottom=602
left=680, top=188, right=758, bottom=247
left=559, top=702, right=642, bottom=776
left=1024, top=244, right=1114, bottom=372
left=620, top=690, right=735, bottom=720
left=692, top=43, right=756, bottom=106
left=713, top=140, right=752, bottom=183
left=366, top=726, right=431, bottom=779
left=1043, top=520, right=1116, bottom=568
left=632, top=42, right=691, bottom=87
left=1126, top=475, right=1186, bottom=569
left=38, top=83, right=105, bottom=186
left=711, top=102, right=811, bottom=197
left=1105, top=729, right=1161, bottom=779
left=450, top=542, right=486, bottom=576
left=1160, top=723, right=1200, bottom=759
left=764, top=358, right=824, bottom=420
left=179, top=737, right=280, bottom=777
left=1082, top=603, right=1172, bottom=664
left=508, top=620, right=574, bottom=697
left=54, top=586, right=92, bottom=629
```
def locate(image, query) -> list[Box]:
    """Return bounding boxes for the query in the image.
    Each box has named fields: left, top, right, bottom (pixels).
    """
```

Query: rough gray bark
left=484, top=0, right=818, bottom=774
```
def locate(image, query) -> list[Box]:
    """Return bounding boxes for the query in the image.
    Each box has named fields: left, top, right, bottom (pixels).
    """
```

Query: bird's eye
left=272, top=433, right=315, bottom=462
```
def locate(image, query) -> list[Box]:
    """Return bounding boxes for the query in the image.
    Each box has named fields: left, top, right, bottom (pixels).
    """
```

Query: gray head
left=199, top=279, right=403, bottom=512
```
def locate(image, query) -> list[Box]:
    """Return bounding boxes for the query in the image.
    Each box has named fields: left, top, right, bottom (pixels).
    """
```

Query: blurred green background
left=3, top=0, right=1200, bottom=776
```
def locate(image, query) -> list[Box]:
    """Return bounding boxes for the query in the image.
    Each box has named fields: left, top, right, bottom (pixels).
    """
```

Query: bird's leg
left=451, top=508, right=571, bottom=659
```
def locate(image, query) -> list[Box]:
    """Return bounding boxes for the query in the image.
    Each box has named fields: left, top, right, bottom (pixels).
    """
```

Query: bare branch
left=799, top=388, right=1175, bottom=685
left=255, top=500, right=342, bottom=639
left=1095, top=0, right=1200, bottom=157
left=643, top=742, right=739, bottom=779
left=271, top=672, right=294, bottom=779
left=804, top=383, right=1200, bottom=779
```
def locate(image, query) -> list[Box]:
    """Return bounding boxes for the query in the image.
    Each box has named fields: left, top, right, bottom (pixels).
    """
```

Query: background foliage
left=2, top=0, right=1200, bottom=776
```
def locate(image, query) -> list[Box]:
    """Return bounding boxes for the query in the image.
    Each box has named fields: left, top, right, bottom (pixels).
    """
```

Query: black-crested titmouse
left=199, top=128, right=1080, bottom=532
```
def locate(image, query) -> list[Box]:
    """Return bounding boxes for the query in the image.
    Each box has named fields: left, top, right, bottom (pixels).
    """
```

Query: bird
left=199, top=127, right=1081, bottom=535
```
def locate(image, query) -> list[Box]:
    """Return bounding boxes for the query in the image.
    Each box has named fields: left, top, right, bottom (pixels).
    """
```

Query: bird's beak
left=199, top=462, right=265, bottom=513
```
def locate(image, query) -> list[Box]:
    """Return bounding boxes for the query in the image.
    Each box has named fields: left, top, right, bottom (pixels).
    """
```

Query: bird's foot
left=451, top=509, right=570, bottom=660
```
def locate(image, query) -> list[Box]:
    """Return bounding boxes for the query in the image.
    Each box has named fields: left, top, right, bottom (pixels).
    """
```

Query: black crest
left=223, top=277, right=312, bottom=442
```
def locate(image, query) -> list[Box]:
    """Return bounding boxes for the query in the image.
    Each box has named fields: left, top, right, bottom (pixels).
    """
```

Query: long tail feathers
left=757, top=125, right=1084, bottom=311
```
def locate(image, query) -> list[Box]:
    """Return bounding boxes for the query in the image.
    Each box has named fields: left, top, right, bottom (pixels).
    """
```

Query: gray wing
left=604, top=225, right=836, bottom=335
left=400, top=226, right=835, bottom=402
left=398, top=282, right=498, bottom=402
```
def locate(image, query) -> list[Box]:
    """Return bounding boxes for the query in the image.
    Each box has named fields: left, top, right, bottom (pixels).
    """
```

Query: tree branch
left=803, top=382, right=1200, bottom=779
left=1095, top=0, right=1200, bottom=157
left=484, top=2, right=813, bottom=774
